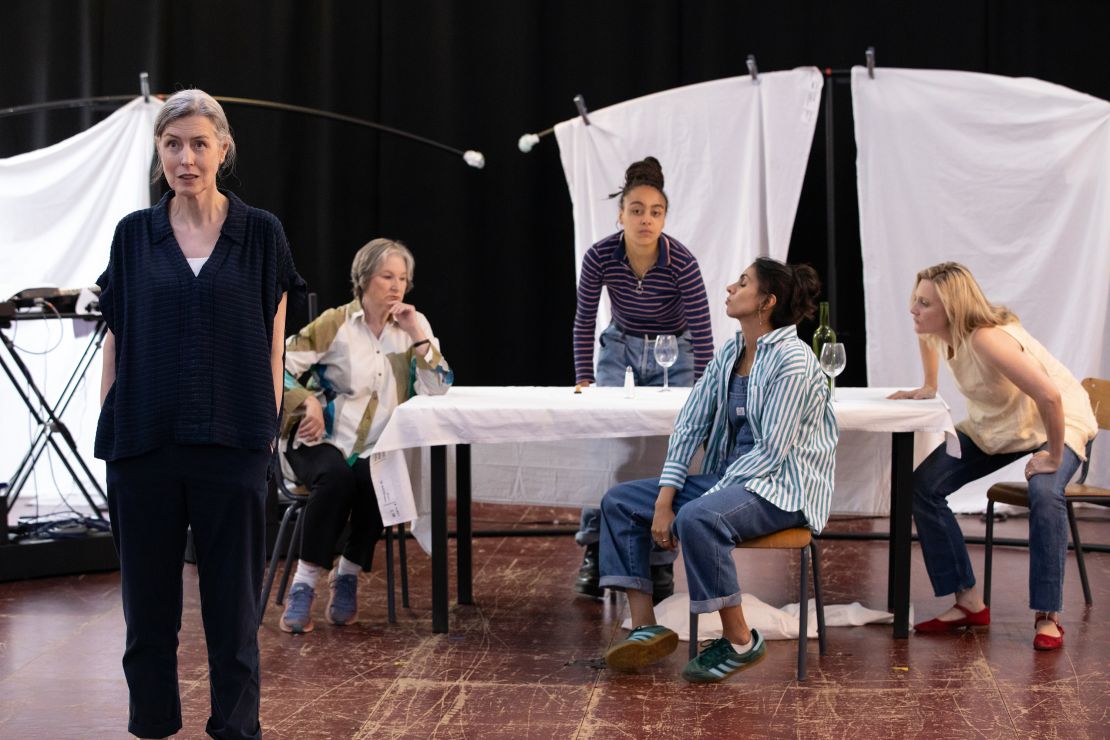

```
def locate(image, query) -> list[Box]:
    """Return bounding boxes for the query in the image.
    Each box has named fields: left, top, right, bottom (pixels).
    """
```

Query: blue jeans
left=577, top=322, right=695, bottom=547
left=913, top=432, right=1082, bottom=612
left=594, top=321, right=695, bottom=388
left=599, top=474, right=807, bottom=613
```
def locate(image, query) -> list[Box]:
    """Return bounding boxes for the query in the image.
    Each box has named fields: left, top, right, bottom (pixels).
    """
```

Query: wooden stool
left=688, top=527, right=826, bottom=681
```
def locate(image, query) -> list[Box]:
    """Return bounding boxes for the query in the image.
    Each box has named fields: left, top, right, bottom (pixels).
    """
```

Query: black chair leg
left=1066, top=503, right=1093, bottom=605
left=276, top=506, right=305, bottom=606
left=260, top=501, right=299, bottom=623
left=688, top=611, right=699, bottom=660
left=398, top=522, right=410, bottom=608
left=385, top=526, right=397, bottom=624
left=798, top=547, right=809, bottom=682
left=983, top=500, right=995, bottom=607
left=811, top=541, right=827, bottom=656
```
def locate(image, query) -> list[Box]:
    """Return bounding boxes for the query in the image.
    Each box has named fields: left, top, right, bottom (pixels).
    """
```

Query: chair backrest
left=1083, top=377, right=1110, bottom=431
left=1077, top=377, right=1109, bottom=484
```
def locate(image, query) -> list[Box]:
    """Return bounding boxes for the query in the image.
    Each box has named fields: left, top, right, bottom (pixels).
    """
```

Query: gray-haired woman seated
left=278, top=238, right=452, bottom=634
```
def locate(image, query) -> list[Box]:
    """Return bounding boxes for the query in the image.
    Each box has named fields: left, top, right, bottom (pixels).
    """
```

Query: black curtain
left=3, top=0, right=1108, bottom=387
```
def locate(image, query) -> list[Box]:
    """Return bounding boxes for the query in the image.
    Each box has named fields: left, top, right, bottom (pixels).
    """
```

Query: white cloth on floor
left=622, top=592, right=911, bottom=641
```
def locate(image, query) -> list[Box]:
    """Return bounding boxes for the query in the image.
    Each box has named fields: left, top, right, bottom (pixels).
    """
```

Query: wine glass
left=653, top=334, right=679, bottom=392
left=819, top=343, right=846, bottom=401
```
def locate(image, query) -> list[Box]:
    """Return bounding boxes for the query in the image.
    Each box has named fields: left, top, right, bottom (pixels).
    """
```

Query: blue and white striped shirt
left=660, top=325, right=839, bottom=533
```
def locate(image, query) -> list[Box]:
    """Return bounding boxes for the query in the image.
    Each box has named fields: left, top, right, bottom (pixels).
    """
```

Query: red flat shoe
left=1033, top=613, right=1064, bottom=651
left=914, top=603, right=990, bottom=633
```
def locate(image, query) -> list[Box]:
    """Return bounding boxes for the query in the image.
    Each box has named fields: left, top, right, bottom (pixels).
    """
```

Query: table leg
left=456, top=444, right=473, bottom=605
left=890, top=432, right=914, bottom=639
left=431, top=445, right=449, bottom=634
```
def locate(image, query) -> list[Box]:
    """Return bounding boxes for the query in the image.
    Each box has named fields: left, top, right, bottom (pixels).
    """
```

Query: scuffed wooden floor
left=1, top=505, right=1108, bottom=738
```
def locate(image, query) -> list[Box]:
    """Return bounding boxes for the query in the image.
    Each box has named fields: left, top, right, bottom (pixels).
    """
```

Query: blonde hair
left=151, top=89, right=236, bottom=183
left=913, top=262, right=1017, bottom=351
left=351, top=238, right=415, bottom=300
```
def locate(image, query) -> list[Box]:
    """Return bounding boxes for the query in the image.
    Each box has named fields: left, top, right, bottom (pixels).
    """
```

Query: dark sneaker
left=279, top=583, right=316, bottom=634
left=327, top=573, right=359, bottom=626
left=651, top=563, right=675, bottom=604
left=682, top=631, right=766, bottom=683
left=605, top=624, right=679, bottom=670
left=574, top=543, right=603, bottom=598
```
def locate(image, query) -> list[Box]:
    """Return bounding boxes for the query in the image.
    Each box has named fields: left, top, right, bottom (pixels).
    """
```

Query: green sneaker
left=605, top=624, right=679, bottom=670
left=681, top=631, right=766, bottom=683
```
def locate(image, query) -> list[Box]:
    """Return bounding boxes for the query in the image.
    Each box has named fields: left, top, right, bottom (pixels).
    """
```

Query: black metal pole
left=890, top=432, right=914, bottom=639
left=431, top=445, right=449, bottom=634
left=456, top=444, right=473, bottom=605
left=824, top=68, right=838, bottom=328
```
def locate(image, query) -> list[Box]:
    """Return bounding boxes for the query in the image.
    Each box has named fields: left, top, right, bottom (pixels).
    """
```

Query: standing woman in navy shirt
left=571, top=157, right=713, bottom=601
left=96, top=89, right=303, bottom=740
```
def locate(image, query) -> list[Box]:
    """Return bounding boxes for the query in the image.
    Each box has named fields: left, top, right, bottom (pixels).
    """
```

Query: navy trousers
left=107, top=444, right=270, bottom=740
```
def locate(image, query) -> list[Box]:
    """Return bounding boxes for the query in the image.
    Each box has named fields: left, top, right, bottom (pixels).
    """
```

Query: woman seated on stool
left=599, top=258, right=838, bottom=683
left=279, top=238, right=452, bottom=634
left=889, top=262, right=1096, bottom=650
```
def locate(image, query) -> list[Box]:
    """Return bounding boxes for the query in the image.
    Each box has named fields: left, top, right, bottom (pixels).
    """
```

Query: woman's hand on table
left=887, top=385, right=936, bottom=400
left=297, top=396, right=326, bottom=441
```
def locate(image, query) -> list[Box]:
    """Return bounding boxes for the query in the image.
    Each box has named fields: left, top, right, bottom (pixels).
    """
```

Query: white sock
left=336, top=556, right=361, bottom=577
left=731, top=636, right=754, bottom=654
left=291, top=560, right=322, bottom=589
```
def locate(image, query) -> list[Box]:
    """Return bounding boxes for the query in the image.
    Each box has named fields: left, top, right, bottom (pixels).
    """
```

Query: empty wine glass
left=819, top=342, right=847, bottom=401
left=653, top=334, right=679, bottom=392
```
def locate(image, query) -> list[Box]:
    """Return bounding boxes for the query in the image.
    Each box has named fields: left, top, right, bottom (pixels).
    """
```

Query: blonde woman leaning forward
left=889, top=262, right=1097, bottom=650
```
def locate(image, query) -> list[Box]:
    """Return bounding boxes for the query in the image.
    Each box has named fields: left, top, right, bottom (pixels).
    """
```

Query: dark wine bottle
left=812, top=301, right=836, bottom=357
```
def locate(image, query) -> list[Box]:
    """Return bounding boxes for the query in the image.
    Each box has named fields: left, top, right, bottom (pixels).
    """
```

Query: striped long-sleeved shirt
left=659, top=325, right=839, bottom=533
left=574, top=232, right=713, bottom=384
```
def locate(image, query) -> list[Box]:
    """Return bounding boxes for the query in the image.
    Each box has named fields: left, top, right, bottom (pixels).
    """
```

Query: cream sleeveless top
left=948, top=323, right=1096, bottom=459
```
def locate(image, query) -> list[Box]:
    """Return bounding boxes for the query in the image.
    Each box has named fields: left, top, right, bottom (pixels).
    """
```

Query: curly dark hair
left=752, top=258, right=821, bottom=328
left=609, top=156, right=668, bottom=210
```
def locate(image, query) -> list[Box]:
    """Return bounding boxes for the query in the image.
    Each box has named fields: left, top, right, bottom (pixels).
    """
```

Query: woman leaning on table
left=889, top=262, right=1097, bottom=650
left=96, top=89, right=304, bottom=739
left=571, top=156, right=714, bottom=603
left=598, top=258, right=837, bottom=683
left=277, top=238, right=452, bottom=635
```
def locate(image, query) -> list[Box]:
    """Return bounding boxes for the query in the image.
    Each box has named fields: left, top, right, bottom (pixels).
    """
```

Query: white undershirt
left=186, top=257, right=208, bottom=276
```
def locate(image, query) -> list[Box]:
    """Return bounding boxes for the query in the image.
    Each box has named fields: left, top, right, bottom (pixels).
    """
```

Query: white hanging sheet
left=0, top=97, right=161, bottom=509
left=554, top=68, right=824, bottom=355
left=853, top=67, right=1110, bottom=509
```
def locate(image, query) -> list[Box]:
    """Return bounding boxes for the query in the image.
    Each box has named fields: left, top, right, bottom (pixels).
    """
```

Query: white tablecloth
left=370, top=386, right=958, bottom=548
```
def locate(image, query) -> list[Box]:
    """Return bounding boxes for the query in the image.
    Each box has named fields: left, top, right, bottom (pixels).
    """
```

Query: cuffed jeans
left=577, top=322, right=695, bottom=547
left=913, top=432, right=1081, bottom=612
left=599, top=474, right=806, bottom=613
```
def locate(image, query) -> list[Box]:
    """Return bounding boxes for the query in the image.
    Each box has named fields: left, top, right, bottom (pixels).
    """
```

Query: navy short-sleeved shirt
left=95, top=190, right=305, bottom=461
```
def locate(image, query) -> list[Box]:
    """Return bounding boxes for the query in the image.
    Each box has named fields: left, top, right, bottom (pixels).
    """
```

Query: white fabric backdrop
left=1, top=97, right=161, bottom=511
left=854, top=67, right=1110, bottom=511
left=545, top=71, right=910, bottom=514
left=554, top=67, right=823, bottom=354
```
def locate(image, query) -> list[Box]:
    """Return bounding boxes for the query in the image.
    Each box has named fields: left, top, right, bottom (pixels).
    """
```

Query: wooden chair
left=983, top=377, right=1110, bottom=606
left=687, top=527, right=826, bottom=681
